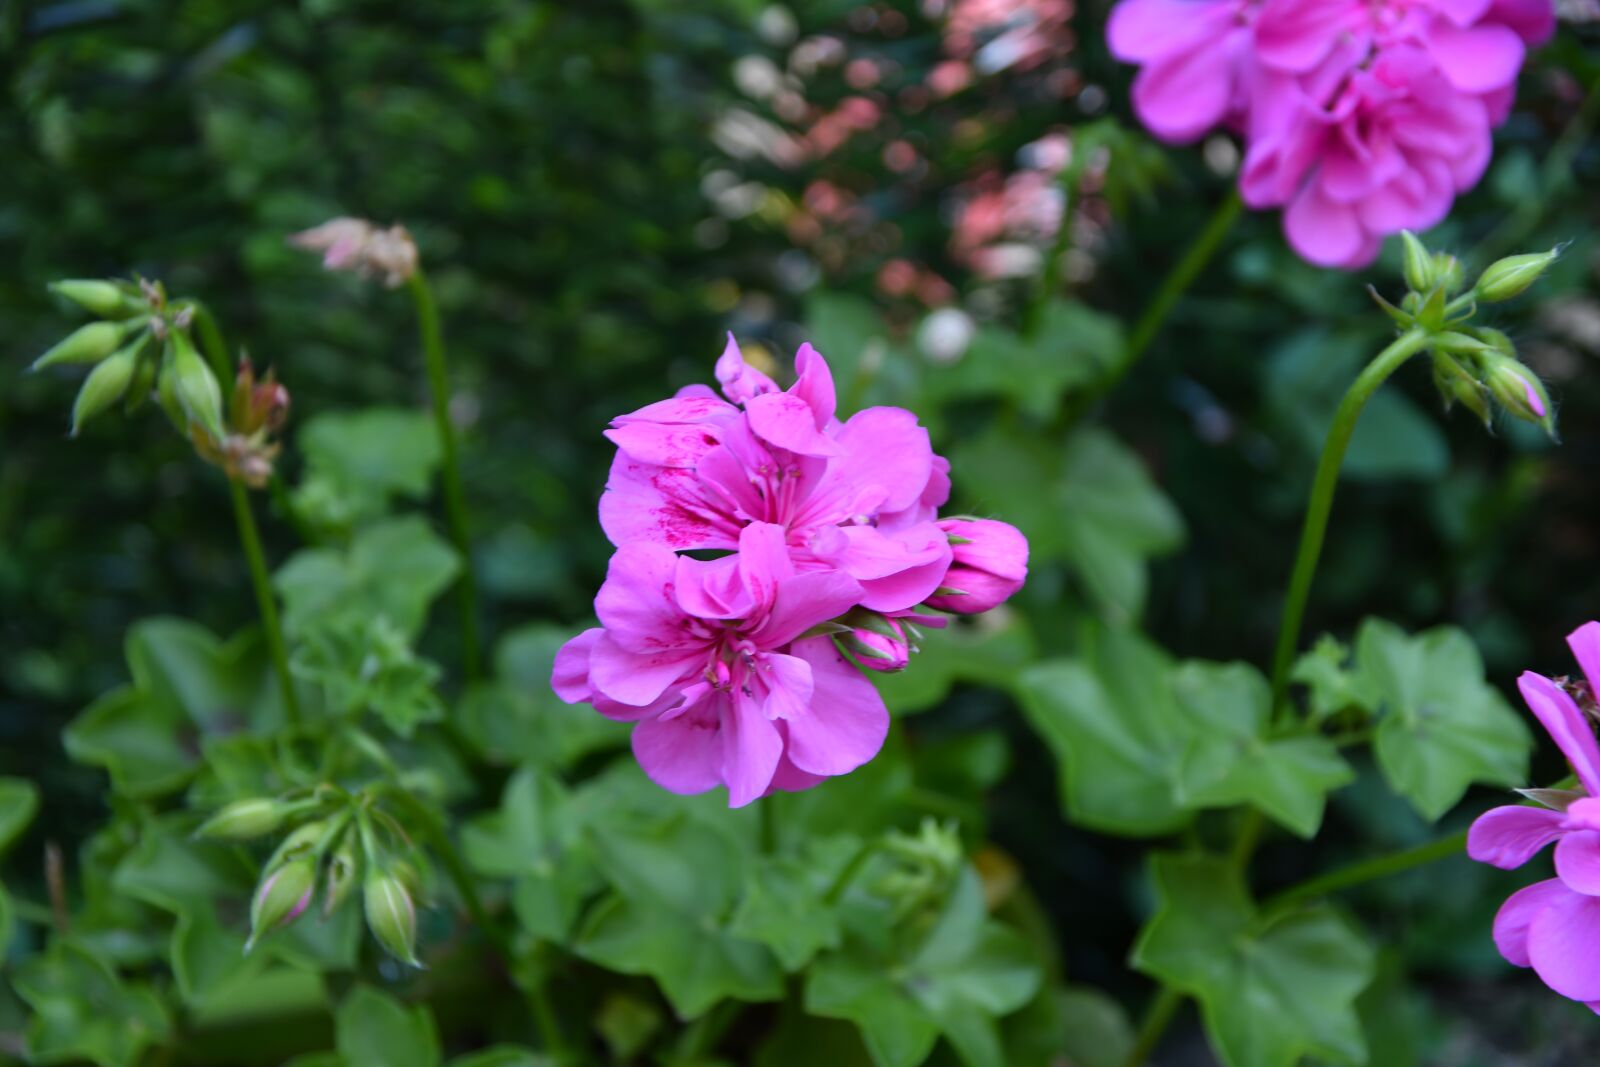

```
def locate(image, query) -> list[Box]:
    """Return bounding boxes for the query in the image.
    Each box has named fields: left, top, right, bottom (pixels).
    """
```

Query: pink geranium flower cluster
left=1469, top=622, right=1600, bottom=1011
left=553, top=338, right=1029, bottom=807
left=1108, top=0, right=1555, bottom=267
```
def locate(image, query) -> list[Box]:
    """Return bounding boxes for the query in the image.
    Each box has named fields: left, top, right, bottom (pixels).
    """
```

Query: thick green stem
left=230, top=479, right=301, bottom=726
left=406, top=269, right=483, bottom=683
left=1266, top=828, right=1468, bottom=912
left=1268, top=329, right=1431, bottom=712
left=1122, top=985, right=1183, bottom=1067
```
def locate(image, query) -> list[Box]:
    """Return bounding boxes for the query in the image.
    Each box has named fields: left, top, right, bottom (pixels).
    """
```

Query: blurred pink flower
left=1242, top=43, right=1497, bottom=267
left=1107, top=0, right=1554, bottom=267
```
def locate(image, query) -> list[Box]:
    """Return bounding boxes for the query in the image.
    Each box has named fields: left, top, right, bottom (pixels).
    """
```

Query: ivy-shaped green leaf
left=336, top=985, right=441, bottom=1067
left=1018, top=632, right=1354, bottom=837
left=805, top=868, right=1042, bottom=1067
left=1132, top=854, right=1375, bottom=1067
left=1173, top=662, right=1354, bottom=838
left=292, top=408, right=441, bottom=534
left=457, top=624, right=628, bottom=769
left=1014, top=629, right=1192, bottom=835
left=292, top=614, right=443, bottom=737
left=276, top=515, right=458, bottom=640
left=575, top=815, right=782, bottom=1018
left=14, top=941, right=172, bottom=1067
left=1356, top=619, right=1532, bottom=821
left=729, top=836, right=860, bottom=972
left=462, top=766, right=599, bottom=942
left=64, top=620, right=284, bottom=798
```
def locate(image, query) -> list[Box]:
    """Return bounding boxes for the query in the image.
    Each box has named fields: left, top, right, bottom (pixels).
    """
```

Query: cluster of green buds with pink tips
left=1372, top=231, right=1560, bottom=437
left=33, top=276, right=293, bottom=482
left=194, top=786, right=425, bottom=966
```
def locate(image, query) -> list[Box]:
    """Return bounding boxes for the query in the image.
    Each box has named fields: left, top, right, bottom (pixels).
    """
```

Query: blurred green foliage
left=2, top=1, right=1600, bottom=1065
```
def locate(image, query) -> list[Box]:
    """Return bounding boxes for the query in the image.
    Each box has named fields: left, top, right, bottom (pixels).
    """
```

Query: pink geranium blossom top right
left=1107, top=0, right=1555, bottom=267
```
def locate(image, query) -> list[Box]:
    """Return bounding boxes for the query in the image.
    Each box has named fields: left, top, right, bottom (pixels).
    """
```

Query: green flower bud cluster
left=871, top=817, right=965, bottom=925
left=196, top=788, right=424, bottom=966
left=1375, top=232, right=1560, bottom=437
left=33, top=276, right=290, bottom=485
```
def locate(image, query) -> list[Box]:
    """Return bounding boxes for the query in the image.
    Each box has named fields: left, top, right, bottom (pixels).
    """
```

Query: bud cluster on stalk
left=1374, top=232, right=1561, bottom=437
left=195, top=789, right=424, bottom=966
left=33, top=276, right=290, bottom=485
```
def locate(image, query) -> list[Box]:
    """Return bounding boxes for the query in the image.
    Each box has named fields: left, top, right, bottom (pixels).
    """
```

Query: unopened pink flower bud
left=925, top=518, right=1029, bottom=614
left=846, top=615, right=912, bottom=672
left=248, top=858, right=315, bottom=950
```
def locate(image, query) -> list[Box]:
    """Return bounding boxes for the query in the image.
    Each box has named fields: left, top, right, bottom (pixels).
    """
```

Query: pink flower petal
left=600, top=454, right=737, bottom=551
left=1255, top=0, right=1361, bottom=72
left=1285, top=180, right=1368, bottom=268
left=757, top=570, right=865, bottom=648
left=1529, top=886, right=1600, bottom=1001
left=810, top=407, right=935, bottom=518
left=588, top=632, right=700, bottom=708
left=783, top=637, right=891, bottom=777
left=1557, top=832, right=1600, bottom=895
left=791, top=343, right=836, bottom=430
left=1106, top=0, right=1226, bottom=62
left=1494, top=878, right=1570, bottom=967
left=1130, top=51, right=1235, bottom=143
left=750, top=651, right=814, bottom=723
left=673, top=554, right=750, bottom=620
left=737, top=522, right=798, bottom=612
left=1567, top=622, right=1600, bottom=704
left=723, top=690, right=784, bottom=807
left=1427, top=21, right=1525, bottom=94
left=594, top=543, right=702, bottom=655
left=632, top=700, right=725, bottom=796
left=746, top=392, right=844, bottom=457
left=552, top=628, right=602, bottom=703
left=715, top=333, right=779, bottom=403
left=1468, top=805, right=1566, bottom=869
left=1519, top=672, right=1600, bottom=797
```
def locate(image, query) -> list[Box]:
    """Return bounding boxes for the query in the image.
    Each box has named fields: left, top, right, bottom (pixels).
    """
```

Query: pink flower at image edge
left=1469, top=622, right=1600, bottom=1011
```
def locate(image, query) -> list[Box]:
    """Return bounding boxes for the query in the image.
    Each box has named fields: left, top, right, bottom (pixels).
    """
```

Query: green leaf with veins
left=1132, top=854, right=1375, bottom=1067
left=574, top=814, right=782, bottom=1017
left=806, top=868, right=1042, bottom=1067
left=1356, top=618, right=1532, bottom=820
left=1172, top=661, right=1354, bottom=838
left=276, top=515, right=458, bottom=639
left=14, top=941, right=172, bottom=1067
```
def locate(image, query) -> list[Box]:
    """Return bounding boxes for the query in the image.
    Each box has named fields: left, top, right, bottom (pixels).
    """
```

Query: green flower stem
left=1121, top=985, right=1183, bottom=1067
left=387, top=790, right=567, bottom=1057
left=1265, top=828, right=1468, bottom=913
left=1268, top=328, right=1431, bottom=714
left=760, top=796, right=778, bottom=855
left=405, top=268, right=483, bottom=683
left=230, top=479, right=301, bottom=727
left=823, top=839, right=880, bottom=907
left=1023, top=172, right=1077, bottom=338
left=1068, top=189, right=1243, bottom=424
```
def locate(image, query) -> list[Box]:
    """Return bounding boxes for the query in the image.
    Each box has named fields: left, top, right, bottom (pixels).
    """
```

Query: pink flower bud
left=925, top=519, right=1028, bottom=614
left=846, top=615, right=911, bottom=672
